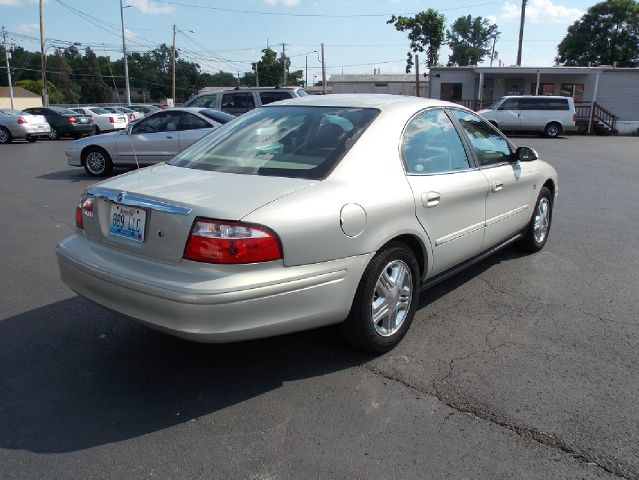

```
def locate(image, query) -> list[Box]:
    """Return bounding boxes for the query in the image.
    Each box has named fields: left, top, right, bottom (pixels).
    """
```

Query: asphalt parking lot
left=1, top=135, right=637, bottom=479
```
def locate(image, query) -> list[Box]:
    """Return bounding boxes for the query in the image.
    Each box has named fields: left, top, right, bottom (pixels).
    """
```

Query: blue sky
left=2, top=0, right=594, bottom=79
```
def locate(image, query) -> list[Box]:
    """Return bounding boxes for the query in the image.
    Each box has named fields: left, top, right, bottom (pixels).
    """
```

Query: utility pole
left=171, top=24, right=176, bottom=105
left=321, top=42, right=326, bottom=95
left=305, top=54, right=308, bottom=88
left=2, top=27, right=14, bottom=109
left=415, top=54, right=420, bottom=97
left=119, top=0, right=131, bottom=105
left=39, top=0, right=47, bottom=106
left=255, top=61, right=259, bottom=87
left=516, top=0, right=526, bottom=66
left=490, top=36, right=497, bottom=67
left=281, top=43, right=286, bottom=85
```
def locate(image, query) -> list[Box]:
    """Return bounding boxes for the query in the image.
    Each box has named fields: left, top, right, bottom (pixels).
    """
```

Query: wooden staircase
left=575, top=102, right=618, bottom=135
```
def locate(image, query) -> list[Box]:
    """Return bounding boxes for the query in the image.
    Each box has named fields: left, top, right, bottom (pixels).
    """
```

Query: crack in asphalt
left=361, top=363, right=633, bottom=479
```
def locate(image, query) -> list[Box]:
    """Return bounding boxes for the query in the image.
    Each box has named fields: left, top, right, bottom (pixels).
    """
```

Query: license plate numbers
left=109, top=204, right=146, bottom=242
left=80, top=118, right=88, bottom=123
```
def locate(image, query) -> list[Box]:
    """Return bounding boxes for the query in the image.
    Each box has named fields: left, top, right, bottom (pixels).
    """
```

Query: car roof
left=264, top=94, right=454, bottom=111
left=501, top=95, right=571, bottom=99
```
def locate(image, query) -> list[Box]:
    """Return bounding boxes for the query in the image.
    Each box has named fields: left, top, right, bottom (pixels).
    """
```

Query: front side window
left=500, top=99, right=520, bottom=110
left=178, top=112, right=210, bottom=131
left=450, top=110, right=512, bottom=166
left=169, top=106, right=379, bottom=179
left=132, top=111, right=181, bottom=134
left=187, top=94, right=217, bottom=108
left=401, top=109, right=470, bottom=174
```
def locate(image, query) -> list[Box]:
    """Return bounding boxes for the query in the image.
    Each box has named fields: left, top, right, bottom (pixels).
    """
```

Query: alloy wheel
left=0, top=128, right=9, bottom=143
left=533, top=197, right=550, bottom=244
left=371, top=260, right=413, bottom=337
left=85, top=151, right=106, bottom=175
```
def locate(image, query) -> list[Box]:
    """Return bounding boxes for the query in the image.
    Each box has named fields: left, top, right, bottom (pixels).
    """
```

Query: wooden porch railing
left=575, top=102, right=618, bottom=134
left=448, top=99, right=493, bottom=111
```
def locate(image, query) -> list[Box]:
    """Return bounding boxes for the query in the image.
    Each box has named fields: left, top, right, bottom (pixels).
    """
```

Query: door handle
left=492, top=180, right=504, bottom=192
left=166, top=135, right=174, bottom=139
left=422, top=191, right=441, bottom=208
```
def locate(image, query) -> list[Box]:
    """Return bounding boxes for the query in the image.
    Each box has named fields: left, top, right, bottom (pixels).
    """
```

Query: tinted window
left=51, top=107, right=77, bottom=115
left=169, top=106, right=379, bottom=180
left=132, top=111, right=182, bottom=134
left=259, top=91, right=292, bottom=105
left=546, top=98, right=569, bottom=110
left=200, top=109, right=235, bottom=124
left=89, top=107, right=109, bottom=115
left=450, top=110, right=512, bottom=166
left=500, top=99, right=520, bottom=110
left=221, top=92, right=256, bottom=115
left=178, top=112, right=210, bottom=130
left=187, top=94, right=217, bottom=108
left=519, top=98, right=547, bottom=110
left=402, top=109, right=470, bottom=174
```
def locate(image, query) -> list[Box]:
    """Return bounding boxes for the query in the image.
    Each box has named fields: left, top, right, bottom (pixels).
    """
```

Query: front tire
left=520, top=186, right=553, bottom=252
left=544, top=122, right=562, bottom=138
left=339, top=242, right=420, bottom=353
left=82, top=147, right=113, bottom=177
left=0, top=126, right=12, bottom=144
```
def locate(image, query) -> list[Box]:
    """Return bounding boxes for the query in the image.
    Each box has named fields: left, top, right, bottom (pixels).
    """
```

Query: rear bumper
left=56, top=234, right=372, bottom=342
left=9, top=124, right=51, bottom=137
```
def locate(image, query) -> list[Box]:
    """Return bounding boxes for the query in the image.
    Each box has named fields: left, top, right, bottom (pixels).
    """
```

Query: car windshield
left=487, top=98, right=506, bottom=110
left=89, top=107, right=109, bottom=114
left=169, top=106, right=379, bottom=180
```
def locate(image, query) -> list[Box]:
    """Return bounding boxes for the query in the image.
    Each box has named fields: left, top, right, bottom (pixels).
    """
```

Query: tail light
left=129, top=113, right=135, bottom=121
left=68, top=116, right=77, bottom=124
left=183, top=218, right=282, bottom=264
left=75, top=195, right=95, bottom=230
left=17, top=116, right=27, bottom=125
left=109, top=116, right=115, bottom=123
left=573, top=113, right=576, bottom=123
left=89, top=117, right=94, bottom=124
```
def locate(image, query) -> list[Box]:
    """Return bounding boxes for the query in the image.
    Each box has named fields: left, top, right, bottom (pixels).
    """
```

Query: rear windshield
left=89, top=107, right=109, bottom=114
left=51, top=107, right=78, bottom=115
left=0, top=109, right=23, bottom=116
left=169, top=106, right=379, bottom=179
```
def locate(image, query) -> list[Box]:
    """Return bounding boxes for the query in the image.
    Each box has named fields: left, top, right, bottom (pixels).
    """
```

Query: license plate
left=109, top=204, right=146, bottom=242
left=80, top=118, right=88, bottom=123
left=37, top=126, right=45, bottom=132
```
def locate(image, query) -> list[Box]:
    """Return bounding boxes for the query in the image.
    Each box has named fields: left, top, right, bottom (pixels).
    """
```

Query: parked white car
left=65, top=107, right=235, bottom=176
left=102, top=106, right=143, bottom=123
left=72, top=107, right=127, bottom=134
left=478, top=95, right=577, bottom=138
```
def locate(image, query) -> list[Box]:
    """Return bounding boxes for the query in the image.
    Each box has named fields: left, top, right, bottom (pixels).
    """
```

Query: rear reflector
left=183, top=218, right=282, bottom=264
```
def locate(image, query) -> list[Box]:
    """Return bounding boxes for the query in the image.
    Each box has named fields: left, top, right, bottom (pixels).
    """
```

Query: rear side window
left=187, top=94, right=217, bottom=108
left=179, top=113, right=210, bottom=131
left=259, top=91, right=292, bottom=105
left=169, top=106, right=379, bottom=179
left=546, top=98, right=569, bottom=110
left=401, top=109, right=470, bottom=174
left=221, top=92, right=256, bottom=115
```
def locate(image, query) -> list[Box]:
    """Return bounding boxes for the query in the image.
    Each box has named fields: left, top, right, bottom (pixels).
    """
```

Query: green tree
left=556, top=0, right=639, bottom=67
left=78, top=48, right=111, bottom=103
left=15, top=79, right=64, bottom=104
left=387, top=9, right=446, bottom=71
left=47, top=50, right=80, bottom=104
left=248, top=47, right=304, bottom=86
left=446, top=15, right=499, bottom=66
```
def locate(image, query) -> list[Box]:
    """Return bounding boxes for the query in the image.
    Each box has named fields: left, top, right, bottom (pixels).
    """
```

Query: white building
left=329, top=74, right=427, bottom=97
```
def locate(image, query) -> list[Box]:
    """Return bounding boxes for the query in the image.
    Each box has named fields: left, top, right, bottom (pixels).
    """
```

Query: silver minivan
left=478, top=95, right=577, bottom=138
left=182, top=86, right=308, bottom=116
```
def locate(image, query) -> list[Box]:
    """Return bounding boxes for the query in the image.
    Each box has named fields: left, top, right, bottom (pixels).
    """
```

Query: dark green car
left=23, top=107, right=94, bottom=140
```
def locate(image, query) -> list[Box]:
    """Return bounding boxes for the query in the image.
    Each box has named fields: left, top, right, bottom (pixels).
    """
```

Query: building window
left=560, top=83, right=584, bottom=102
left=441, top=83, right=462, bottom=101
left=374, top=83, right=388, bottom=87
left=530, top=83, right=555, bottom=95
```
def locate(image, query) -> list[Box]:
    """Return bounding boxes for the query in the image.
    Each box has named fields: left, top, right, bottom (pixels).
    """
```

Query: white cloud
left=497, top=0, right=582, bottom=24
left=14, top=22, right=38, bottom=33
left=264, top=0, right=301, bottom=6
left=127, top=0, right=175, bottom=14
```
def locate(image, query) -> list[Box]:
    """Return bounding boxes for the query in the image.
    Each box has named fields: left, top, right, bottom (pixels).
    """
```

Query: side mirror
left=515, top=146, right=538, bottom=162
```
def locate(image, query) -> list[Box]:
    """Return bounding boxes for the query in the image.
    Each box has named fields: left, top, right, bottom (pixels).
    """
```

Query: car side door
left=495, top=98, right=522, bottom=131
left=402, top=108, right=489, bottom=277
left=116, top=111, right=181, bottom=164
left=177, top=112, right=216, bottom=150
left=449, top=109, right=538, bottom=250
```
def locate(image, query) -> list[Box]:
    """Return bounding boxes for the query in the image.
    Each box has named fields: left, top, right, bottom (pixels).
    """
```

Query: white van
left=478, top=95, right=577, bottom=138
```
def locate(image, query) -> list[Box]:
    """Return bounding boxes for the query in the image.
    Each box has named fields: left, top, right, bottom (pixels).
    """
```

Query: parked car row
left=0, top=108, right=51, bottom=143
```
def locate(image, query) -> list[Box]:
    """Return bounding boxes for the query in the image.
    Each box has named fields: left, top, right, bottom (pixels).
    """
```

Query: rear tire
left=26, top=135, right=38, bottom=143
left=519, top=186, right=553, bottom=252
left=544, top=122, right=562, bottom=138
left=82, top=147, right=113, bottom=177
left=0, top=127, right=12, bottom=144
left=339, top=242, right=420, bottom=353
left=48, top=127, right=59, bottom=140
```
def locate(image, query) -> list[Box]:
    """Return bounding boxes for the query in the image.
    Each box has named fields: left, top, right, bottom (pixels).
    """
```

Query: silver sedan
left=57, top=95, right=558, bottom=352
left=65, top=107, right=235, bottom=176
left=0, top=108, right=50, bottom=143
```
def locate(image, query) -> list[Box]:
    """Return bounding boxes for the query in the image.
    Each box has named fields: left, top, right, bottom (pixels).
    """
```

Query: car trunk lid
left=80, top=163, right=315, bottom=263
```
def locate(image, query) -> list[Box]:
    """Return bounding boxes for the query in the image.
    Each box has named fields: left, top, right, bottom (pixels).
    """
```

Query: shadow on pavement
left=0, top=245, right=525, bottom=454
left=37, top=169, right=92, bottom=183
